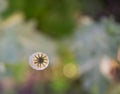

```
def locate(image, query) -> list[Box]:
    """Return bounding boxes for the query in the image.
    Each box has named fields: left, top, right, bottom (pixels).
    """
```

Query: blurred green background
left=0, top=0, right=120, bottom=94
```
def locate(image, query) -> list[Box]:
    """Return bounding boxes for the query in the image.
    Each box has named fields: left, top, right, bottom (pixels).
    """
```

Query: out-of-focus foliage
left=3, top=0, right=120, bottom=38
left=0, top=0, right=8, bottom=14
left=3, top=0, right=80, bottom=38
left=1, top=0, right=120, bottom=94
left=63, top=17, right=120, bottom=94
left=0, top=13, right=57, bottom=64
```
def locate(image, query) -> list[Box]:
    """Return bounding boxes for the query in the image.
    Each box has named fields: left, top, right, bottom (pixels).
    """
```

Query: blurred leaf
left=3, top=0, right=79, bottom=38
left=6, top=62, right=28, bottom=83
left=64, top=18, right=120, bottom=94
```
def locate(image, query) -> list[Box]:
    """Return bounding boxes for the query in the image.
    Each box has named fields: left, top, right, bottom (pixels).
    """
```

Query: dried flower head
left=100, top=56, right=120, bottom=82
left=29, top=52, right=49, bottom=70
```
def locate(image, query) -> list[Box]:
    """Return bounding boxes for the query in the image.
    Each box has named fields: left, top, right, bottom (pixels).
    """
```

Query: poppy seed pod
left=29, top=52, right=49, bottom=70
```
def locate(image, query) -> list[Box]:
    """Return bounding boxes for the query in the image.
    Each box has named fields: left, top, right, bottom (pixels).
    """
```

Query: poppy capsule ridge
left=29, top=52, right=49, bottom=70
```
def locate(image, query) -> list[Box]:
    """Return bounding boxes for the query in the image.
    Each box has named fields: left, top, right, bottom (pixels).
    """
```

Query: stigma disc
left=29, top=52, right=49, bottom=70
